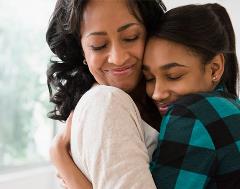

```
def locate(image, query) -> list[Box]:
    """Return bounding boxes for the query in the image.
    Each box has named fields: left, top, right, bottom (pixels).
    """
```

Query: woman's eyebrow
left=117, top=23, right=139, bottom=32
left=87, top=31, right=107, bottom=37
left=86, top=23, right=139, bottom=37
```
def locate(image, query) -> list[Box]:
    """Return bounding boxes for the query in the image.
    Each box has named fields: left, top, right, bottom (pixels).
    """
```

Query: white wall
left=165, top=0, right=240, bottom=58
left=164, top=0, right=240, bottom=92
left=0, top=165, right=61, bottom=189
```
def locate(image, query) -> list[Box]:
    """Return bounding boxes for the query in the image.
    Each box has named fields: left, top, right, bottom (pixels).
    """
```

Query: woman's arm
left=50, top=113, right=92, bottom=189
left=71, top=85, right=156, bottom=189
left=50, top=85, right=156, bottom=189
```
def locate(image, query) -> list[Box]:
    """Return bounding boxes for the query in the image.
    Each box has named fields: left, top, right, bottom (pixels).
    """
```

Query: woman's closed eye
left=124, top=35, right=139, bottom=42
left=90, top=44, right=107, bottom=51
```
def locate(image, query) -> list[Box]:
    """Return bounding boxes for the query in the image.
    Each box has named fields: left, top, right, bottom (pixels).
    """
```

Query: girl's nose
left=151, top=81, right=170, bottom=102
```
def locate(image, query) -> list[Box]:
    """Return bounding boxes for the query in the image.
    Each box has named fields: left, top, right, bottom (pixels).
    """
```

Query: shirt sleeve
left=151, top=105, right=217, bottom=189
left=71, top=85, right=156, bottom=189
left=151, top=93, right=240, bottom=189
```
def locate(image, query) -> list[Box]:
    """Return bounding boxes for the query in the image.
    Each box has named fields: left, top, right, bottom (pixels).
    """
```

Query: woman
left=50, top=3, right=240, bottom=189
left=47, top=0, right=166, bottom=188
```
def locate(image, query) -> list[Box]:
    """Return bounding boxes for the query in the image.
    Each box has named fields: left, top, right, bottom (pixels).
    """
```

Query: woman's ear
left=209, top=53, right=225, bottom=84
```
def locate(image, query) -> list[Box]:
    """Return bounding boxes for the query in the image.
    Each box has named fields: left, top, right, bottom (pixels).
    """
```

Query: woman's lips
left=107, top=65, right=135, bottom=76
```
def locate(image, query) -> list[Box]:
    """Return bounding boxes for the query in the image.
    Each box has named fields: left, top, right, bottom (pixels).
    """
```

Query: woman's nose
left=108, top=44, right=129, bottom=66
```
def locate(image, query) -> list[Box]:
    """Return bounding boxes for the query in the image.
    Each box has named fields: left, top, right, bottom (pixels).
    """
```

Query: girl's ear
left=209, top=53, right=225, bottom=83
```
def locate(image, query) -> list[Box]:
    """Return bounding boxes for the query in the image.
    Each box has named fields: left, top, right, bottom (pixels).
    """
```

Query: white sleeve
left=71, top=85, right=156, bottom=189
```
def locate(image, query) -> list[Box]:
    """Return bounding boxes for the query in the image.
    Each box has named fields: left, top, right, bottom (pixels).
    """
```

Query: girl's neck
left=129, top=77, right=162, bottom=131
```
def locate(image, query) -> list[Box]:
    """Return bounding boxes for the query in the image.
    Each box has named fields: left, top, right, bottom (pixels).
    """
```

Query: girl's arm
left=49, top=113, right=92, bottom=189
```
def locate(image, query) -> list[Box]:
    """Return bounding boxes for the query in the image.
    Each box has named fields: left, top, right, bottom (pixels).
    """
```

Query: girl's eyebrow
left=160, top=62, right=188, bottom=70
left=142, top=62, right=188, bottom=71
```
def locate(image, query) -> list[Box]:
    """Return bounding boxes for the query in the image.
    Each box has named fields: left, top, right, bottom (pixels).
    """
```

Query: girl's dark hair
left=152, top=3, right=239, bottom=97
left=46, top=0, right=166, bottom=121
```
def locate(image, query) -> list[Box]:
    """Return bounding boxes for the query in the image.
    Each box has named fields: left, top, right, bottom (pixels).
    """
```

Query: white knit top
left=71, top=85, right=158, bottom=189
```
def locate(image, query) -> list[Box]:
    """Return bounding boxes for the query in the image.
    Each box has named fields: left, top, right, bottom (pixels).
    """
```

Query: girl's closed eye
left=143, top=72, right=155, bottom=82
left=145, top=77, right=155, bottom=82
left=166, top=73, right=184, bottom=81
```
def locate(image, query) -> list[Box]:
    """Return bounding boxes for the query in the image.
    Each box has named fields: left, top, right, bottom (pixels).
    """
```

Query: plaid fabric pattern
left=150, top=89, right=240, bottom=189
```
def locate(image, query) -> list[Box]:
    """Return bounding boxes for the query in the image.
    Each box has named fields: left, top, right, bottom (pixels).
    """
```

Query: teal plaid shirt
left=150, top=87, right=240, bottom=189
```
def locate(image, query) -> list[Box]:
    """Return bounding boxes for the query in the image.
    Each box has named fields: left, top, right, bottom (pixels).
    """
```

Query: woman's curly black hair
left=46, top=0, right=166, bottom=121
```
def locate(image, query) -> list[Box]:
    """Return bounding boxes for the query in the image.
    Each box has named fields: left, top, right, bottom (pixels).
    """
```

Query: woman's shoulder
left=81, top=84, right=132, bottom=102
left=76, top=84, right=132, bottom=104
left=74, top=84, right=136, bottom=114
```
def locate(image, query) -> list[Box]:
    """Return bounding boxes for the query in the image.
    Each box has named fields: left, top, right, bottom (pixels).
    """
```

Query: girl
left=144, top=3, right=240, bottom=189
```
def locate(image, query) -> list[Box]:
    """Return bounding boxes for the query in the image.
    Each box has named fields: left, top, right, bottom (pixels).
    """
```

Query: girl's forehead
left=143, top=38, right=203, bottom=70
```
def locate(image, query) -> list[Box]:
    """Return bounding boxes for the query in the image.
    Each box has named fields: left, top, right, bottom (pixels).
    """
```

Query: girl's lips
left=158, top=106, right=169, bottom=116
left=155, top=102, right=173, bottom=116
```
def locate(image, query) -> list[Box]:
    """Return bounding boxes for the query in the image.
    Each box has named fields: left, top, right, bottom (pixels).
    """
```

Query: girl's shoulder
left=173, top=91, right=240, bottom=112
left=167, top=91, right=240, bottom=127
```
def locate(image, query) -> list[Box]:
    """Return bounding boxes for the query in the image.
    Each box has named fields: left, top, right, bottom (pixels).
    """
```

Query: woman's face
left=81, top=0, right=146, bottom=92
left=143, top=38, right=214, bottom=115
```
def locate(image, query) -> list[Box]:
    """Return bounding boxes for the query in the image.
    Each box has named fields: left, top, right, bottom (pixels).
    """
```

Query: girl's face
left=81, top=0, right=146, bottom=92
left=143, top=38, right=215, bottom=115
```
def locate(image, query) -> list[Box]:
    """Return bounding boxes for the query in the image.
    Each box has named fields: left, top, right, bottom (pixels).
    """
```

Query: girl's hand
left=50, top=112, right=73, bottom=162
left=57, top=172, right=68, bottom=189
left=49, top=112, right=92, bottom=189
left=49, top=112, right=73, bottom=188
